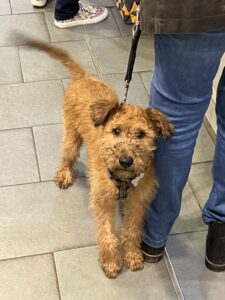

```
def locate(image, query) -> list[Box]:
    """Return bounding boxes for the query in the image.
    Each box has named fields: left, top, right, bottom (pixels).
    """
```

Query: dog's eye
left=112, top=127, right=121, bottom=136
left=136, top=130, right=146, bottom=139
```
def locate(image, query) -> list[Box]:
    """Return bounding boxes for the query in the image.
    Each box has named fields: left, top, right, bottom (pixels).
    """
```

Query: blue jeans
left=55, top=0, right=79, bottom=20
left=143, top=32, right=225, bottom=248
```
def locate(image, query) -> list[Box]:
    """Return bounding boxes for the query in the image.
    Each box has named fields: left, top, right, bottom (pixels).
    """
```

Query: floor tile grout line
left=191, top=160, right=213, bottom=165
left=31, top=127, right=42, bottom=182
left=0, top=77, right=68, bottom=86
left=17, top=45, right=25, bottom=83
left=203, top=117, right=216, bottom=144
left=0, top=180, right=40, bottom=189
left=0, top=123, right=62, bottom=133
left=43, top=11, right=52, bottom=42
left=0, top=243, right=97, bottom=264
left=0, top=176, right=87, bottom=189
left=8, top=0, right=12, bottom=14
left=0, top=27, right=153, bottom=48
left=52, top=253, right=62, bottom=300
left=83, top=27, right=103, bottom=80
left=188, top=179, right=205, bottom=212
left=170, top=229, right=207, bottom=237
left=109, top=7, right=123, bottom=37
left=0, top=251, right=55, bottom=263
left=138, top=72, right=150, bottom=96
left=163, top=248, right=185, bottom=300
left=0, top=11, right=47, bottom=17
left=0, top=71, right=154, bottom=87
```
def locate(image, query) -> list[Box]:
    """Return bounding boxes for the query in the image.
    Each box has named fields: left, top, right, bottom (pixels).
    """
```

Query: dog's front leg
left=55, top=124, right=82, bottom=189
left=91, top=192, right=122, bottom=279
left=120, top=194, right=147, bottom=272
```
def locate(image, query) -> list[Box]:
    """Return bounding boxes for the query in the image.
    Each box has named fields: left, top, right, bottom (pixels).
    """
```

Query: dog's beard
left=107, top=160, right=147, bottom=180
left=109, top=168, right=137, bottom=180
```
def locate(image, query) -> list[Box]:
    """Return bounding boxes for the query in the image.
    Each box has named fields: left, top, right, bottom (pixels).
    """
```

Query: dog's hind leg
left=55, top=124, right=82, bottom=189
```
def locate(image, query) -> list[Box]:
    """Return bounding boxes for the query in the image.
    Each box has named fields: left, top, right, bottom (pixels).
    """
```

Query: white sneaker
left=31, top=0, right=47, bottom=7
left=54, top=3, right=108, bottom=28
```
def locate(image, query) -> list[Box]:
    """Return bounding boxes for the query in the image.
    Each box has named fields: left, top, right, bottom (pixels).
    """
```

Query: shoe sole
left=31, top=0, right=47, bottom=7
left=142, top=249, right=164, bottom=263
left=54, top=9, right=108, bottom=28
left=205, top=255, right=225, bottom=272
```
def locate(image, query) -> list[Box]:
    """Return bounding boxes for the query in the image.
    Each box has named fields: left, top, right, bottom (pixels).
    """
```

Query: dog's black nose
left=119, top=155, right=133, bottom=168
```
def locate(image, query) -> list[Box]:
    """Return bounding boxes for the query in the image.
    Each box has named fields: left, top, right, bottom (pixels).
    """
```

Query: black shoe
left=141, top=241, right=165, bottom=263
left=205, top=222, right=225, bottom=272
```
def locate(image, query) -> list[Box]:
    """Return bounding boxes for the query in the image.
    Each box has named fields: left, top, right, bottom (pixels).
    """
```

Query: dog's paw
left=101, top=261, right=122, bottom=279
left=55, top=167, right=76, bottom=189
left=124, top=251, right=144, bottom=271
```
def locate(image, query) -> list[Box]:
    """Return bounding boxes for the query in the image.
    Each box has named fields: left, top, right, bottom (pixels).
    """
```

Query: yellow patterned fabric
left=116, top=0, right=137, bottom=24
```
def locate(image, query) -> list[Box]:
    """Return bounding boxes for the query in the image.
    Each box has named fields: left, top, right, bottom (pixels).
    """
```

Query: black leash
left=123, top=0, right=142, bottom=103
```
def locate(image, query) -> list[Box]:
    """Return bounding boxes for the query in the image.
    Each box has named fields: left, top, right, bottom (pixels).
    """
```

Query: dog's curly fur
left=26, top=39, right=174, bottom=278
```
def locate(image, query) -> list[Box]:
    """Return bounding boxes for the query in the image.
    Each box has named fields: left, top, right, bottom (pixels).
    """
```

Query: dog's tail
left=26, top=39, right=86, bottom=79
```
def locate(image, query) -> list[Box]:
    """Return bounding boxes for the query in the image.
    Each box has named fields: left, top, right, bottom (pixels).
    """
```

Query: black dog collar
left=108, top=170, right=144, bottom=201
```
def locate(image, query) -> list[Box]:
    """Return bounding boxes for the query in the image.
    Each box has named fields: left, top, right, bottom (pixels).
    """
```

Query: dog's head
left=90, top=100, right=174, bottom=180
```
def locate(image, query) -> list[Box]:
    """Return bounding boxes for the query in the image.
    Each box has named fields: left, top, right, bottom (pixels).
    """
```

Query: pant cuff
left=142, top=234, right=168, bottom=248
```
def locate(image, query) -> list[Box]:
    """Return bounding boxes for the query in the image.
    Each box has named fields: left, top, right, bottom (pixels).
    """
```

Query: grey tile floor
left=0, top=1, right=223, bottom=299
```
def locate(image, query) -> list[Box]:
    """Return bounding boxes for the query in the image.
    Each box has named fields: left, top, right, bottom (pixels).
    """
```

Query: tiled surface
left=0, top=81, right=63, bottom=130
left=171, top=183, right=206, bottom=235
left=0, top=14, right=50, bottom=46
left=0, top=0, right=221, bottom=299
left=192, top=126, right=215, bottom=163
left=0, top=129, right=39, bottom=186
left=103, top=73, right=149, bottom=107
left=139, top=71, right=153, bottom=94
left=33, top=124, right=87, bottom=181
left=10, top=0, right=56, bottom=14
left=0, top=47, right=23, bottom=84
left=0, top=0, right=11, bottom=16
left=189, top=162, right=213, bottom=209
left=0, top=254, right=59, bottom=300
left=84, top=10, right=121, bottom=39
left=54, top=246, right=177, bottom=300
left=19, top=41, right=97, bottom=82
left=90, top=35, right=154, bottom=74
left=167, top=232, right=225, bottom=300
left=0, top=179, right=95, bottom=260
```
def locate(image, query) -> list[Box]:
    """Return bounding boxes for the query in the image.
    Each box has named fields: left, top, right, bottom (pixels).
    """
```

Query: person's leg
left=55, top=0, right=79, bottom=21
left=143, top=32, right=225, bottom=253
left=202, top=68, right=225, bottom=271
left=203, top=67, right=225, bottom=223
left=54, top=0, right=108, bottom=28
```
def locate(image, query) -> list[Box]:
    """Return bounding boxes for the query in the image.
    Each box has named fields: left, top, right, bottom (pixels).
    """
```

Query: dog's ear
left=90, top=99, right=119, bottom=127
left=146, top=107, right=175, bottom=139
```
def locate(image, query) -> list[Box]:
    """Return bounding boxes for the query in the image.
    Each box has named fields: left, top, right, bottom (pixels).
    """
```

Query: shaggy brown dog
left=25, top=40, right=174, bottom=278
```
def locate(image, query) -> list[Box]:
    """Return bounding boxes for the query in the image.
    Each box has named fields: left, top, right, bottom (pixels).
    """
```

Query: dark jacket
left=140, top=0, right=225, bottom=34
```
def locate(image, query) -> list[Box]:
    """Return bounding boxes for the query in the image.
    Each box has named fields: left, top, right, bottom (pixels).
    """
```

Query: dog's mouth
left=108, top=168, right=138, bottom=181
left=108, top=169, right=145, bottom=188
